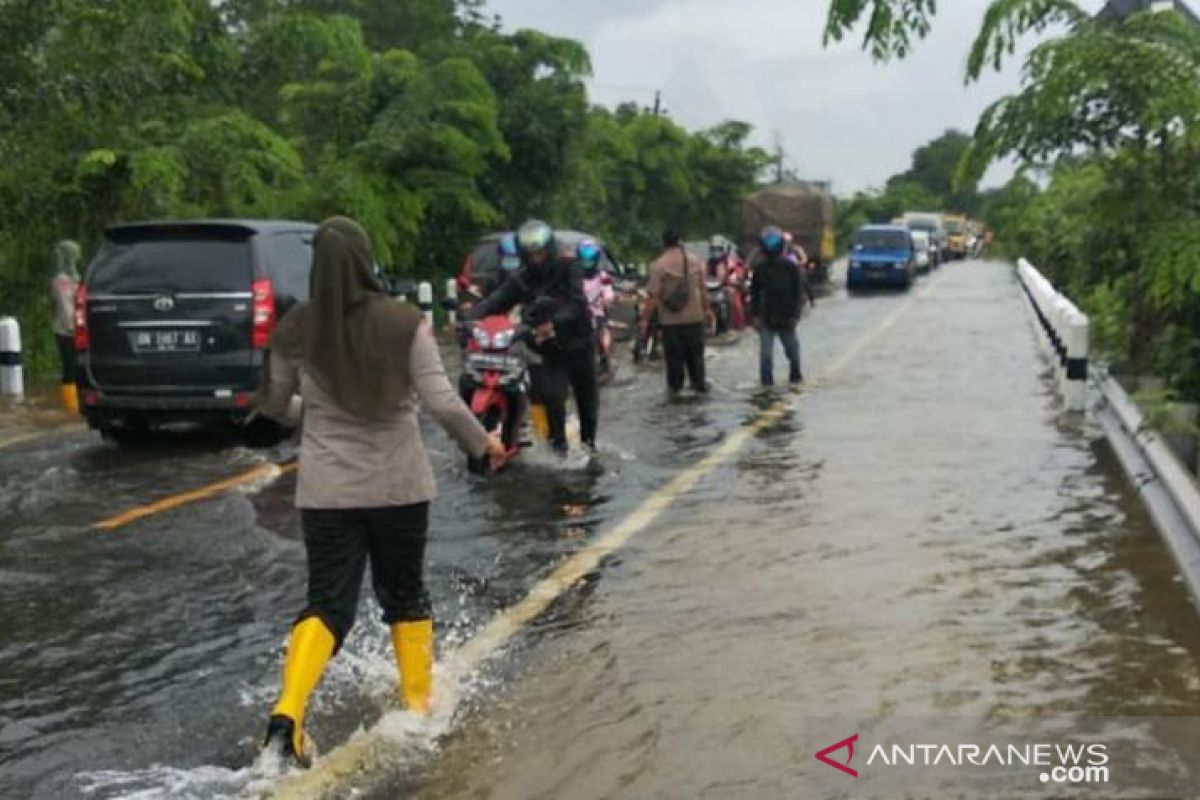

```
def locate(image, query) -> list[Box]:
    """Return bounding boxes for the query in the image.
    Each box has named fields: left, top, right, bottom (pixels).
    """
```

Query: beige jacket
left=49, top=273, right=77, bottom=337
left=261, top=322, right=490, bottom=509
left=647, top=247, right=709, bottom=326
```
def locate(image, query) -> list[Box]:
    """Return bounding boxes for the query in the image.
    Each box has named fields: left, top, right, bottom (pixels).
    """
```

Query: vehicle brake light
left=74, top=284, right=89, bottom=351
left=252, top=278, right=275, bottom=349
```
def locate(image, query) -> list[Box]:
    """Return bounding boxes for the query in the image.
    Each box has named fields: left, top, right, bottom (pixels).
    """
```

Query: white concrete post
left=445, top=278, right=458, bottom=328
left=1017, top=258, right=1090, bottom=413
left=418, top=281, right=434, bottom=327
left=1052, top=296, right=1071, bottom=393
left=1064, top=309, right=1090, bottom=412
left=0, top=317, right=24, bottom=398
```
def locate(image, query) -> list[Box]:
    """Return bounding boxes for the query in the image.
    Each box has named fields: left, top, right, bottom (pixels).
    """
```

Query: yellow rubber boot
left=269, top=616, right=336, bottom=764
left=60, top=383, right=79, bottom=414
left=391, top=619, right=434, bottom=715
left=529, top=403, right=550, bottom=441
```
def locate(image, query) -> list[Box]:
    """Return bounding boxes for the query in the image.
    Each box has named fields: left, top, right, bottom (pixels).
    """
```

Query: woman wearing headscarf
left=48, top=240, right=82, bottom=412
left=256, top=216, right=505, bottom=767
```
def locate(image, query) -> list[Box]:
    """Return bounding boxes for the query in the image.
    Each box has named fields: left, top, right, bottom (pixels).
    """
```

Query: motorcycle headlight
left=473, top=327, right=491, bottom=348
left=491, top=329, right=514, bottom=349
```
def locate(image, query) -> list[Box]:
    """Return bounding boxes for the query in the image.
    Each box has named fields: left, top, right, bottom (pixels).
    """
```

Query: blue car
left=847, top=225, right=917, bottom=291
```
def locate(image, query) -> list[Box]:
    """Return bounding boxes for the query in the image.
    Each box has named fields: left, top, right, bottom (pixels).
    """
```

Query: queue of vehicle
left=63, top=203, right=865, bottom=448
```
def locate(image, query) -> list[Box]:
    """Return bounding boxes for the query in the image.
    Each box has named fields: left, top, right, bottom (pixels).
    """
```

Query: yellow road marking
left=93, top=462, right=297, bottom=531
left=271, top=288, right=923, bottom=799
left=0, top=432, right=45, bottom=452
left=0, top=423, right=86, bottom=452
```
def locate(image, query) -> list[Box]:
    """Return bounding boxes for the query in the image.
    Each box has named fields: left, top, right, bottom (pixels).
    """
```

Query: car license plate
left=468, top=353, right=522, bottom=371
left=129, top=329, right=201, bottom=353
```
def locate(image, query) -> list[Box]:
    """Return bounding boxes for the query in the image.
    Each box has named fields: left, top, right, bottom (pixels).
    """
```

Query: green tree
left=889, top=130, right=980, bottom=213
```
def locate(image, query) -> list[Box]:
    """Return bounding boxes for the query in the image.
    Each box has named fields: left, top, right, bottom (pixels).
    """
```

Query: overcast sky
left=484, top=0, right=1111, bottom=194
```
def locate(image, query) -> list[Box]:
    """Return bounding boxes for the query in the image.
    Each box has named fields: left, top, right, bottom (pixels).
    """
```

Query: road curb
left=1094, top=373, right=1200, bottom=612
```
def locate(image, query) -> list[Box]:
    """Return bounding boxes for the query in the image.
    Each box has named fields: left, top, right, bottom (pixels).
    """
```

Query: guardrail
left=1017, top=258, right=1089, bottom=411
left=1095, top=373, right=1200, bottom=612
left=1020, top=257, right=1200, bottom=612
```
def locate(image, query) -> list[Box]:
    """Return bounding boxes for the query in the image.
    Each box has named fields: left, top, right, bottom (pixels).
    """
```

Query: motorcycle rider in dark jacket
left=469, top=220, right=598, bottom=454
left=749, top=226, right=815, bottom=387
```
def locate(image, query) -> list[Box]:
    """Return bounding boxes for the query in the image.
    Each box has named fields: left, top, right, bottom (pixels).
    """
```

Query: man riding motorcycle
left=468, top=220, right=598, bottom=455
left=706, top=236, right=743, bottom=334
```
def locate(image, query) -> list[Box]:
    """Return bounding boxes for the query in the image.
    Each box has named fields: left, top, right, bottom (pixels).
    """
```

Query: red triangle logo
left=815, top=734, right=859, bottom=778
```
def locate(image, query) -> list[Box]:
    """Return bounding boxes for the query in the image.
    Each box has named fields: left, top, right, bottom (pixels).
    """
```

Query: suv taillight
left=252, top=278, right=275, bottom=349
left=74, top=284, right=89, bottom=351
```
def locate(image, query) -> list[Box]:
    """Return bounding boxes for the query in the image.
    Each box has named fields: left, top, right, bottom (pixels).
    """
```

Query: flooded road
left=3, top=261, right=1200, bottom=799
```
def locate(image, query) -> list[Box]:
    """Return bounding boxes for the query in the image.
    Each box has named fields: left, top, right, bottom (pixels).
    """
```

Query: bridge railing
left=1022, top=257, right=1200, bottom=611
left=1017, top=258, right=1089, bottom=412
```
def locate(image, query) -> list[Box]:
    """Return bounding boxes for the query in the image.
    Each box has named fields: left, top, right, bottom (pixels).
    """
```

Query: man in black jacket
left=470, top=219, right=597, bottom=454
left=749, top=226, right=815, bottom=387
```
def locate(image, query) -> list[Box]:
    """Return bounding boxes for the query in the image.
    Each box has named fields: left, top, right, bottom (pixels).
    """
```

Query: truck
left=741, top=182, right=836, bottom=283
left=898, top=212, right=948, bottom=262
left=944, top=213, right=969, bottom=260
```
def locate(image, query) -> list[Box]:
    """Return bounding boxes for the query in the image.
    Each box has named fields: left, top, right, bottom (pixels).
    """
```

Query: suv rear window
left=265, top=231, right=313, bottom=302
left=469, top=240, right=502, bottom=286
left=854, top=230, right=911, bottom=251
left=88, top=233, right=253, bottom=294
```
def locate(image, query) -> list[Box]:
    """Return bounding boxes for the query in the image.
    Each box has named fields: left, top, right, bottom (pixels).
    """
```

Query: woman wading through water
left=256, top=216, right=506, bottom=767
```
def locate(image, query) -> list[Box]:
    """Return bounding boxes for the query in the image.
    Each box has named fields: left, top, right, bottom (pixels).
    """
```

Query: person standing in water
left=256, top=216, right=506, bottom=768
left=641, top=229, right=713, bottom=394
left=48, top=240, right=82, bottom=413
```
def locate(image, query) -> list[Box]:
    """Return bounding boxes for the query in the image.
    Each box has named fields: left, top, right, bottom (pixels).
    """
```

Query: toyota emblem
left=154, top=296, right=175, bottom=312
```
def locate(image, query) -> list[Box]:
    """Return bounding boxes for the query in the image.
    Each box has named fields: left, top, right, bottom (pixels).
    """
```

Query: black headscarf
left=269, top=216, right=419, bottom=420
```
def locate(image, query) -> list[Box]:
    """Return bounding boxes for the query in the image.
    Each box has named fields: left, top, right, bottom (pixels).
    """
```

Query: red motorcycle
left=461, top=313, right=528, bottom=473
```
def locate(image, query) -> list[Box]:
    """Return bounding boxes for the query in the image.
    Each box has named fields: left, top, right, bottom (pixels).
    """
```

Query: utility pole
left=772, top=130, right=785, bottom=183
left=652, top=90, right=662, bottom=117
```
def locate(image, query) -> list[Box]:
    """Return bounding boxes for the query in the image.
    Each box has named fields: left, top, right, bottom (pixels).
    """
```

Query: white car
left=911, top=230, right=934, bottom=274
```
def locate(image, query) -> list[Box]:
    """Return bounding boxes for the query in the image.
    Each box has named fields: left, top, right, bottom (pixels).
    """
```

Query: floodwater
left=2, top=261, right=1200, bottom=799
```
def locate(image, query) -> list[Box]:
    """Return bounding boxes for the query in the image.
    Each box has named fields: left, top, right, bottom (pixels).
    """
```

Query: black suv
left=76, top=220, right=316, bottom=442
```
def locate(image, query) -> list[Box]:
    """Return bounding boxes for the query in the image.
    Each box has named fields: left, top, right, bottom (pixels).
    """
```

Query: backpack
left=661, top=247, right=692, bottom=313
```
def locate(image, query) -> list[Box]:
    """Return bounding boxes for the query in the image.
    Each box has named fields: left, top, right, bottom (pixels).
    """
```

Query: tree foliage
left=0, top=0, right=766, bottom=376
left=835, top=129, right=979, bottom=249
left=889, top=130, right=981, bottom=214
left=823, top=0, right=937, bottom=60
left=830, top=0, right=1200, bottom=394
